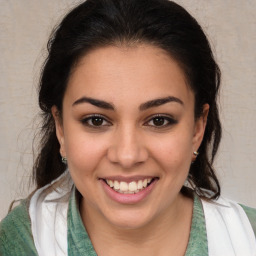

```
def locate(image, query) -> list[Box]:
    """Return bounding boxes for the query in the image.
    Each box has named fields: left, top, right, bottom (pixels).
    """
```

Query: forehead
left=65, top=44, right=194, bottom=107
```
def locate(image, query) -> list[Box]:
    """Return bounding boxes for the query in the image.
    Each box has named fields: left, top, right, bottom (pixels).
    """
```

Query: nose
left=107, top=125, right=149, bottom=169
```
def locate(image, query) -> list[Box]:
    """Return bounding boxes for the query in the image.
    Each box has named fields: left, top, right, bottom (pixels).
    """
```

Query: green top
left=0, top=200, right=38, bottom=255
left=68, top=190, right=97, bottom=255
left=0, top=189, right=255, bottom=255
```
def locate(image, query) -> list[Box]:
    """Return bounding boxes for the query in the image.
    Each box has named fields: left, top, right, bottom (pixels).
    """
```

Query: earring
left=193, top=151, right=199, bottom=156
left=61, top=156, right=67, bottom=165
left=184, top=179, right=189, bottom=187
left=191, top=151, right=199, bottom=164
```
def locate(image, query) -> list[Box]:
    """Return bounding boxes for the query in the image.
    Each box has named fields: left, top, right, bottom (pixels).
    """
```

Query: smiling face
left=53, top=44, right=208, bottom=230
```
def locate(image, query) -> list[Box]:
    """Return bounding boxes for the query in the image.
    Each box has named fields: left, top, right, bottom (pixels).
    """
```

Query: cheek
left=150, top=129, right=194, bottom=171
left=64, top=131, right=107, bottom=176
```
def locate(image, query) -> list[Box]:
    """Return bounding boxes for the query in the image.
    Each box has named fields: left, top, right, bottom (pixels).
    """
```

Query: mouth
left=101, top=177, right=158, bottom=194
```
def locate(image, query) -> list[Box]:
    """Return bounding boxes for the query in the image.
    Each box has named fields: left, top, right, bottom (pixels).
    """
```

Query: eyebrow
left=72, top=97, right=115, bottom=110
left=139, top=96, right=184, bottom=111
left=72, top=96, right=183, bottom=111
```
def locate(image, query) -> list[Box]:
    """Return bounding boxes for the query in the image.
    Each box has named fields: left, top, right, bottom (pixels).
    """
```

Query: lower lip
left=100, top=179, right=158, bottom=204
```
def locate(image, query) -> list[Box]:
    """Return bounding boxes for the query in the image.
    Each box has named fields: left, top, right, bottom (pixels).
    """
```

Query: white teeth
left=128, top=181, right=137, bottom=192
left=105, top=178, right=154, bottom=193
left=114, top=180, right=120, bottom=190
left=120, top=181, right=128, bottom=191
left=106, top=180, right=114, bottom=187
left=137, top=180, right=143, bottom=190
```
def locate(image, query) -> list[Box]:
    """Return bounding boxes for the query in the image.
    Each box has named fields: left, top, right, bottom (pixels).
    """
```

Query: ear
left=51, top=106, right=66, bottom=158
left=192, top=104, right=209, bottom=154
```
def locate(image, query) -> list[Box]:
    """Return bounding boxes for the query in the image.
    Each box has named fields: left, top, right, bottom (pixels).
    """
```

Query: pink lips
left=100, top=178, right=158, bottom=204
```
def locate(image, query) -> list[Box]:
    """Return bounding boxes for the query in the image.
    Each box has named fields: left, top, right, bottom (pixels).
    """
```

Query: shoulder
left=0, top=199, right=38, bottom=256
left=219, top=197, right=256, bottom=237
left=239, top=204, right=256, bottom=236
left=202, top=196, right=256, bottom=238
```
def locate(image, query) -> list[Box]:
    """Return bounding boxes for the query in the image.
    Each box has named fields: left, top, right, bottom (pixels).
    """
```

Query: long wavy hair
left=34, top=0, right=221, bottom=199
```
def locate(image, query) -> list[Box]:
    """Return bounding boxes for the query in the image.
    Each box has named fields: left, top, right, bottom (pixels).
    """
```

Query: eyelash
left=81, top=114, right=111, bottom=128
left=144, top=114, right=178, bottom=128
left=80, top=114, right=177, bottom=129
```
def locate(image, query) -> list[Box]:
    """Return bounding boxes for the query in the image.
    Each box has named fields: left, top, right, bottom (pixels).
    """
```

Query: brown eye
left=152, top=117, right=165, bottom=126
left=81, top=114, right=111, bottom=128
left=145, top=115, right=178, bottom=128
left=91, top=117, right=104, bottom=126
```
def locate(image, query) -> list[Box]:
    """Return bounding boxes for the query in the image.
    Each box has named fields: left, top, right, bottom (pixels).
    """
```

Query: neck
left=80, top=193, right=193, bottom=256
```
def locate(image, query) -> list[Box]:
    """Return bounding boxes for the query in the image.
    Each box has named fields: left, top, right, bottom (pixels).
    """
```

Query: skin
left=52, top=44, right=208, bottom=256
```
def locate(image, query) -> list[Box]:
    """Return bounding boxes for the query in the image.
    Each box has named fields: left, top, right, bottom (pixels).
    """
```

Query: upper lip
left=100, top=175, right=158, bottom=183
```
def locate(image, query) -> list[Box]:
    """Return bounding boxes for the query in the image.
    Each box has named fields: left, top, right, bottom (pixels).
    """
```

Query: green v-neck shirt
left=1, top=188, right=255, bottom=255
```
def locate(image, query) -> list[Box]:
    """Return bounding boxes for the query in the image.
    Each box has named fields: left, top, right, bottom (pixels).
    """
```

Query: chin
left=103, top=208, right=156, bottom=230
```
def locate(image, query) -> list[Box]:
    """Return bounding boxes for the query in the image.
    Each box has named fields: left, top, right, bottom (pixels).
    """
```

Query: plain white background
left=0, top=0, right=255, bottom=219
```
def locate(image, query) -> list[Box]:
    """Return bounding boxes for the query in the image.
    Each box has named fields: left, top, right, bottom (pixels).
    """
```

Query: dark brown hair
left=34, top=0, right=221, bottom=199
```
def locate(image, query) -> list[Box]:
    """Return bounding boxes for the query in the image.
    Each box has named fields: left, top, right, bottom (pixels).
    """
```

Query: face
left=53, top=44, right=208, bottom=230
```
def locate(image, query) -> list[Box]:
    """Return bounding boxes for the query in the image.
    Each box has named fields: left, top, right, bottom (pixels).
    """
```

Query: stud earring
left=61, top=156, right=67, bottom=165
left=191, top=151, right=199, bottom=164
left=193, top=151, right=199, bottom=156
left=184, top=179, right=189, bottom=187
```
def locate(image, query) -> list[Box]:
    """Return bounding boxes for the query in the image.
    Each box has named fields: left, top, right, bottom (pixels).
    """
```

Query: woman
left=0, top=0, right=255, bottom=255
